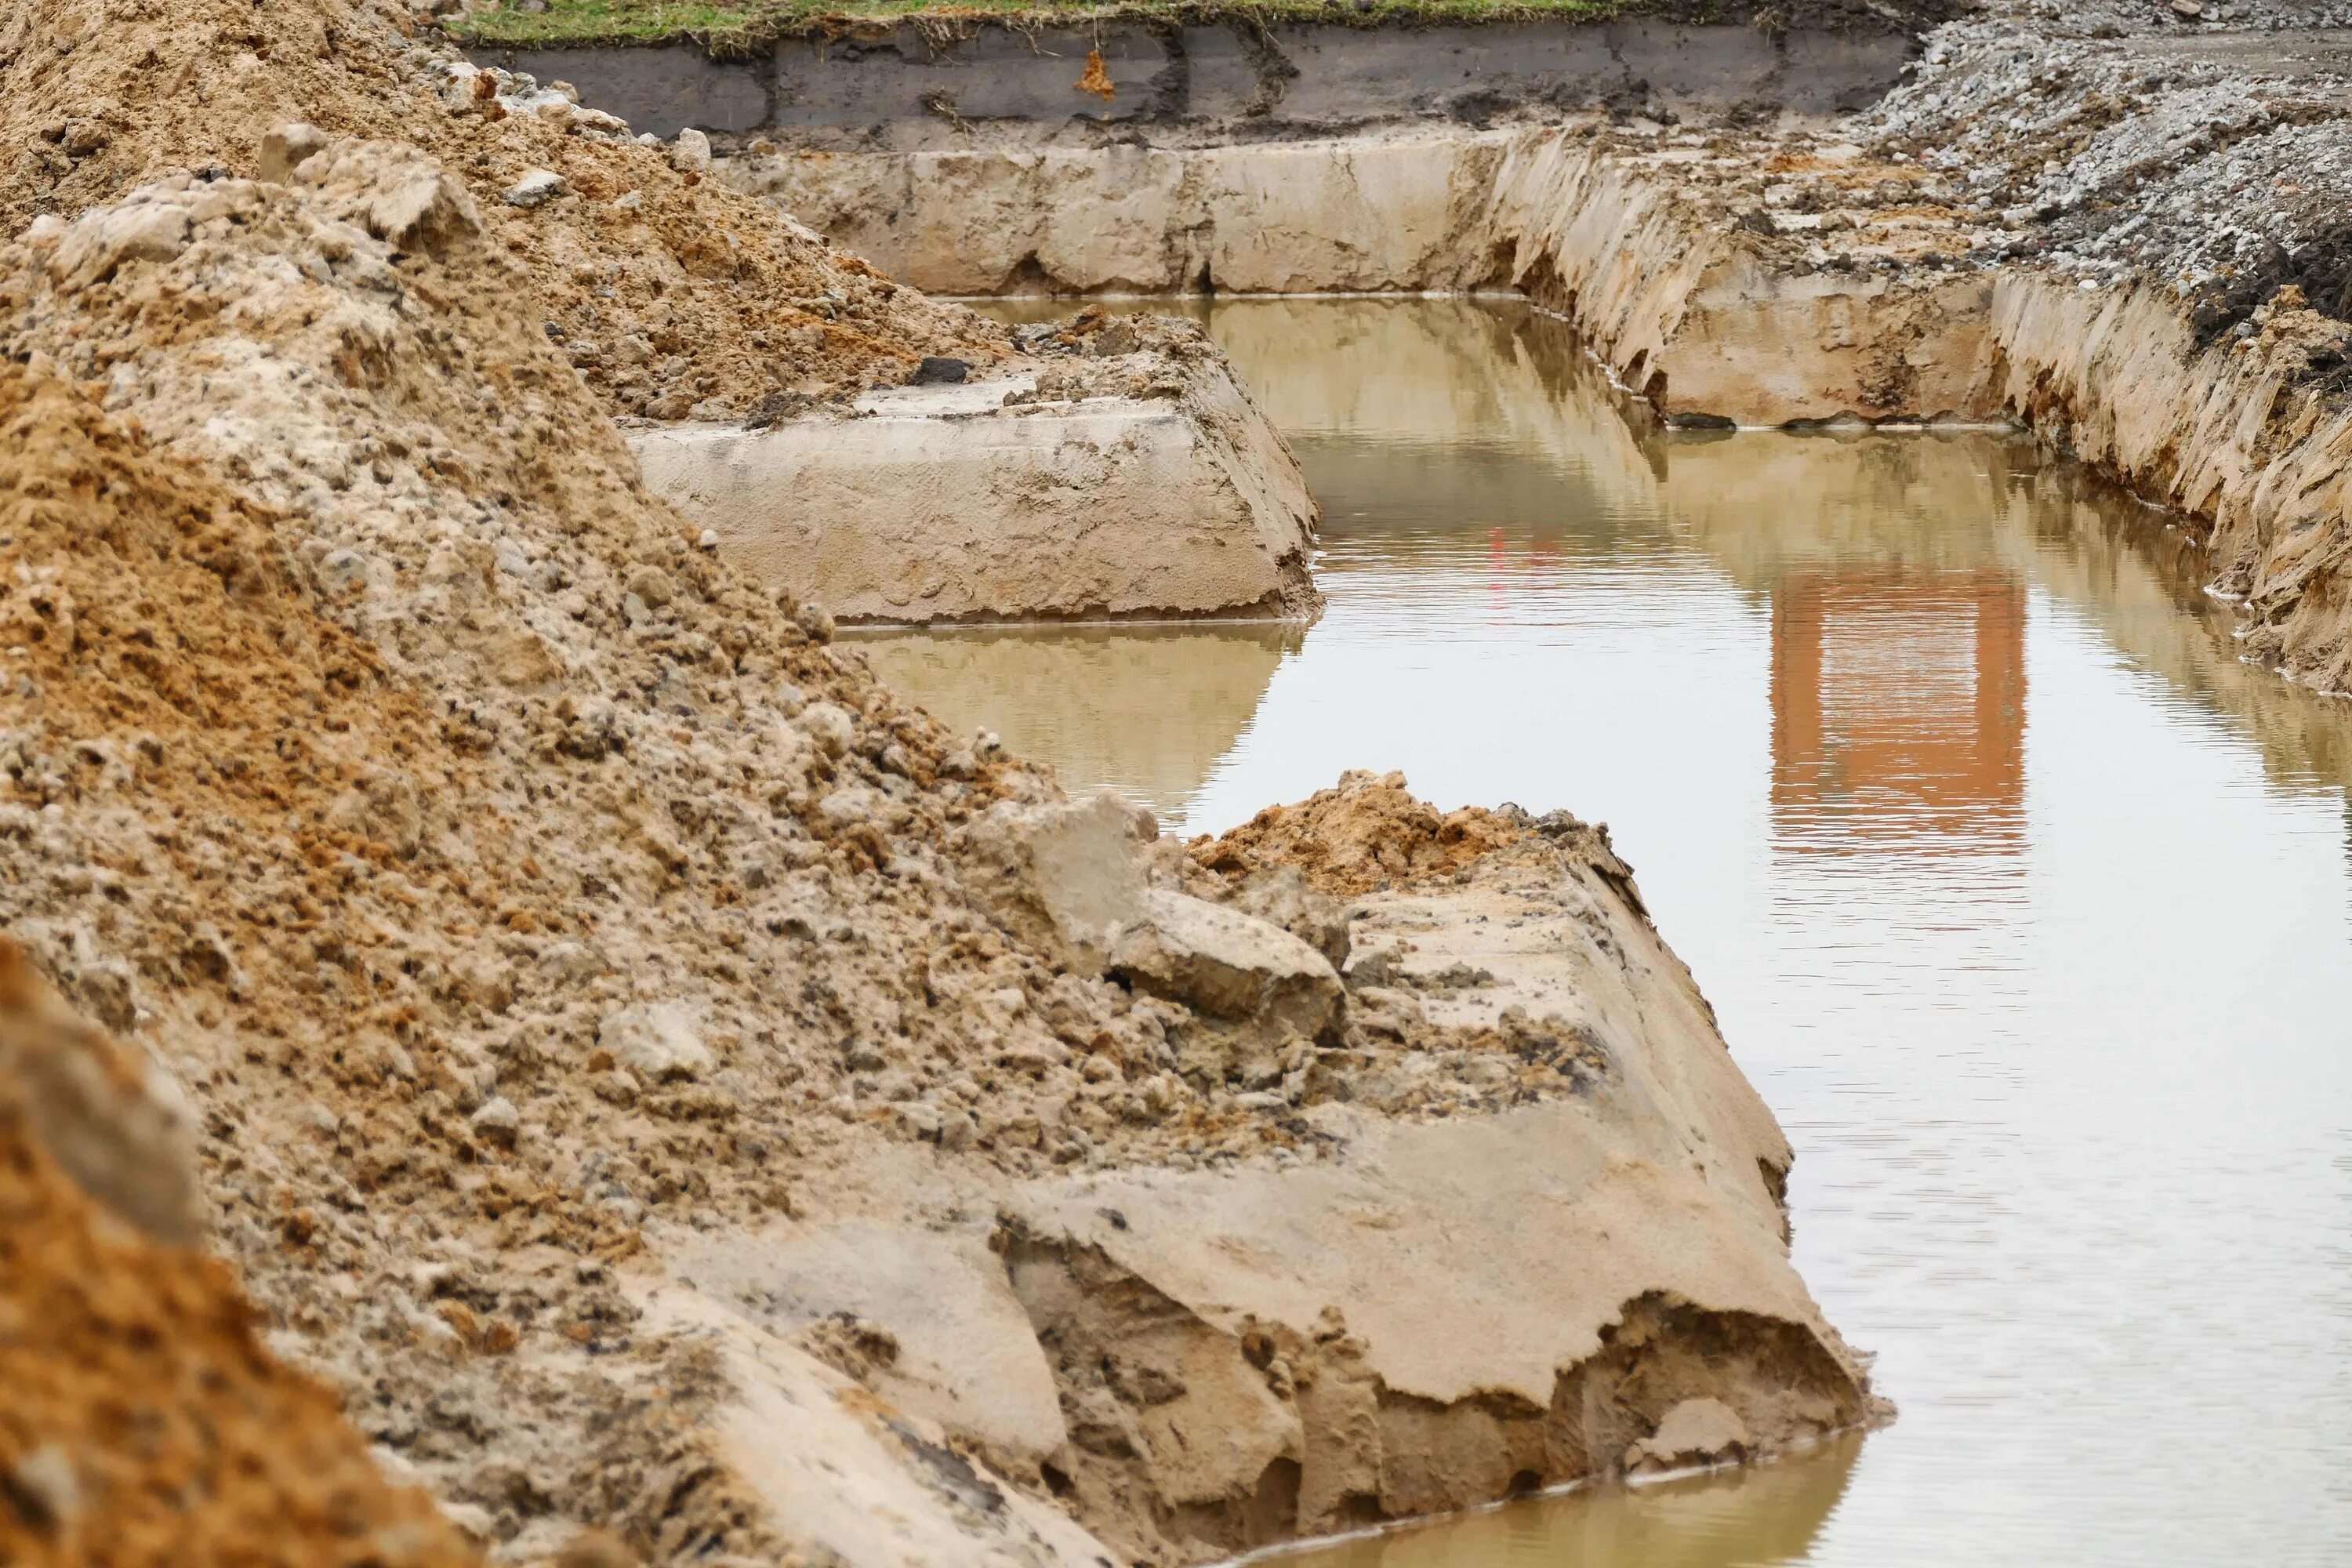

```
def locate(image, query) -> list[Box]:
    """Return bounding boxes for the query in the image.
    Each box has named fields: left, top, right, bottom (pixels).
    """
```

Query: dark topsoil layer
left=463, top=0, right=1951, bottom=144
left=452, top=0, right=1967, bottom=56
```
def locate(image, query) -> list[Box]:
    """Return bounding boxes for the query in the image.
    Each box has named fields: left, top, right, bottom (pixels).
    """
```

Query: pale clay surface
left=627, top=347, right=1323, bottom=625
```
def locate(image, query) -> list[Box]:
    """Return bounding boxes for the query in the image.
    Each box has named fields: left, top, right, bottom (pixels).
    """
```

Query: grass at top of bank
left=450, top=0, right=1640, bottom=53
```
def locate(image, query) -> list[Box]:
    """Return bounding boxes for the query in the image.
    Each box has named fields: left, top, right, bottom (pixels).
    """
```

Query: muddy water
left=858, top=299, right=2352, bottom=1566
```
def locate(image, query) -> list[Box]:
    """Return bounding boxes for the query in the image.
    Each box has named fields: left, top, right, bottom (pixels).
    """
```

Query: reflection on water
left=851, top=622, right=1298, bottom=821
left=1771, top=568, right=2027, bottom=856
left=1275, top=1435, right=1861, bottom=1568
left=883, top=298, right=2352, bottom=1566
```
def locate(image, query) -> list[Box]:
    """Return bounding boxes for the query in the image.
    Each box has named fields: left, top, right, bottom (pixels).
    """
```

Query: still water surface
left=860, top=299, right=2352, bottom=1566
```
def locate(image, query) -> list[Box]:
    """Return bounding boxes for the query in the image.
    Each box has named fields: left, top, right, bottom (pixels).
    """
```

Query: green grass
left=450, top=0, right=1630, bottom=53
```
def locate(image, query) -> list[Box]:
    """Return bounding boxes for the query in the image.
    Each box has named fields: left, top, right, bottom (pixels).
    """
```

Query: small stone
left=597, top=1003, right=712, bottom=1083
left=670, top=127, right=713, bottom=175
left=959, top=793, right=1146, bottom=973
left=60, top=118, right=110, bottom=158
left=2169, top=0, right=2201, bottom=15
left=257, top=122, right=332, bottom=183
left=910, top=356, right=970, bottom=386
left=1624, top=1397, right=1752, bottom=1475
left=469, top=1095, right=520, bottom=1145
left=625, top=565, right=673, bottom=608
left=819, top=786, right=877, bottom=829
left=317, top=548, right=370, bottom=593
left=1109, top=888, right=1346, bottom=1041
left=799, top=702, right=855, bottom=757
left=441, top=1501, right=499, bottom=1542
left=503, top=169, right=568, bottom=209
left=5, top=1446, right=80, bottom=1535
left=539, top=940, right=603, bottom=982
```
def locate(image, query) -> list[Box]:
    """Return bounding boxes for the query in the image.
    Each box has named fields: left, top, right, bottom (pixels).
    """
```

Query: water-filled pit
left=849, top=297, right=2352, bottom=1566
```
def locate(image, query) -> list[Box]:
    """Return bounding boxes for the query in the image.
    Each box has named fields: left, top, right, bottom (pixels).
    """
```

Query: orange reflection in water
left=1770, top=568, right=2027, bottom=852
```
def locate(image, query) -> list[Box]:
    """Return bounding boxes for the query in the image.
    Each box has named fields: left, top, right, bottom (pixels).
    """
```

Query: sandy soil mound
left=0, top=0, right=1006, bottom=414
left=0, top=143, right=1325, bottom=1559
left=0, top=147, right=1873, bottom=1558
left=1192, top=770, right=1525, bottom=896
left=0, top=938, right=481, bottom=1568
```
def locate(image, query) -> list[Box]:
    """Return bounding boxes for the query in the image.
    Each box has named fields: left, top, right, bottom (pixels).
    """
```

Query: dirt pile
left=0, top=143, right=1872, bottom=1553
left=0, top=0, right=1006, bottom=415
left=1192, top=769, right=1529, bottom=896
left=0, top=937, right=481, bottom=1568
left=0, top=140, right=1121, bottom=1559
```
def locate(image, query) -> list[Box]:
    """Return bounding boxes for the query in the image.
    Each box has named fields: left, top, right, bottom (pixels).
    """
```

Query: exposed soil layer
left=453, top=0, right=1961, bottom=53
left=470, top=14, right=1923, bottom=148
left=628, top=309, right=1326, bottom=624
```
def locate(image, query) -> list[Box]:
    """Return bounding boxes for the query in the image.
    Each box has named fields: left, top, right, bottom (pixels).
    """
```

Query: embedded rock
left=1625, top=1397, right=1753, bottom=1475
left=958, top=793, right=1148, bottom=973
left=1109, top=887, right=1345, bottom=1043
left=1225, top=862, right=1351, bottom=971
left=597, top=1002, right=712, bottom=1082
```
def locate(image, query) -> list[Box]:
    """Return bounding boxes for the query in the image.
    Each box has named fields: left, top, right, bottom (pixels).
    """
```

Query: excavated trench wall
left=667, top=26, right=2351, bottom=684
left=468, top=20, right=1912, bottom=146
left=728, top=127, right=1999, bottom=427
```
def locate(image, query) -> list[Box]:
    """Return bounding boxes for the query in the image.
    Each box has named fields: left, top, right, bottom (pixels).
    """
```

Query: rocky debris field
left=1866, top=11, right=2352, bottom=340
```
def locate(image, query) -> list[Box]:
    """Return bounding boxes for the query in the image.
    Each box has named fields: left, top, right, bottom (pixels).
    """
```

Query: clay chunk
left=1109, top=888, right=1345, bottom=1042
left=1624, top=1397, right=1754, bottom=1476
